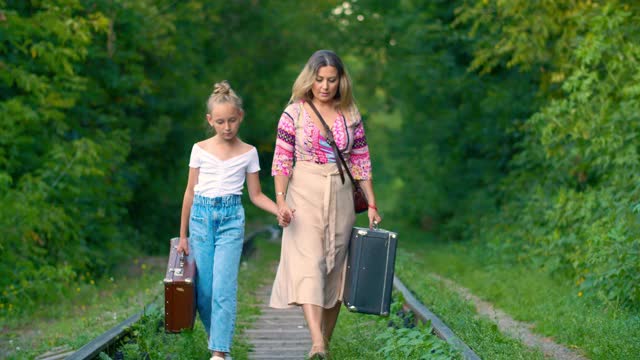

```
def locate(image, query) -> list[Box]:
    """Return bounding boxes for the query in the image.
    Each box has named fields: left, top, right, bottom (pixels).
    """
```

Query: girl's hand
left=177, top=237, right=189, bottom=256
left=368, top=207, right=382, bottom=229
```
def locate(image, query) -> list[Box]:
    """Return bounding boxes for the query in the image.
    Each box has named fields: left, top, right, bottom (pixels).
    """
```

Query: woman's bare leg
left=322, top=302, right=341, bottom=346
left=302, top=304, right=326, bottom=352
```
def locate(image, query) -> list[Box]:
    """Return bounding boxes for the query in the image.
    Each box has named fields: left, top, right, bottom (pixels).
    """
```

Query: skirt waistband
left=293, top=161, right=341, bottom=177
left=193, top=194, right=241, bottom=207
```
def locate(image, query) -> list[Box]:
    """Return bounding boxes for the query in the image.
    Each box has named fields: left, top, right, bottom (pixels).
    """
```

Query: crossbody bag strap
left=307, top=101, right=346, bottom=184
left=307, top=101, right=360, bottom=188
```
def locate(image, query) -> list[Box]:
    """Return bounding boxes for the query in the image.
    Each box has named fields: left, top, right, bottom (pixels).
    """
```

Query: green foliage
left=2, top=255, right=163, bottom=359
left=337, top=0, right=640, bottom=310
left=376, top=325, right=458, bottom=360
left=102, top=234, right=281, bottom=360
left=0, top=0, right=345, bottom=316
left=0, top=0, right=132, bottom=315
left=398, top=230, right=640, bottom=359
left=376, top=299, right=459, bottom=359
left=112, top=310, right=209, bottom=360
left=327, top=293, right=460, bottom=359
left=2, top=0, right=638, bottom=330
left=333, top=0, right=539, bottom=234
left=452, top=0, right=640, bottom=307
left=394, top=239, right=549, bottom=359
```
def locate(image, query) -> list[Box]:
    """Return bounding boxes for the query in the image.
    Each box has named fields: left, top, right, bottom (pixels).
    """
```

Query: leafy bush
left=376, top=298, right=460, bottom=360
left=349, top=0, right=640, bottom=309
left=457, top=1, right=640, bottom=307
left=97, top=310, right=209, bottom=360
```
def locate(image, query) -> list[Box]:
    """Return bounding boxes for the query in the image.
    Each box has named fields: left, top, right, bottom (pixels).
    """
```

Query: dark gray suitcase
left=343, top=226, right=398, bottom=316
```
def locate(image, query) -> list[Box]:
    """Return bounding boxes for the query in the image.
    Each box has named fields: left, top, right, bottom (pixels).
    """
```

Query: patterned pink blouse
left=272, top=100, right=372, bottom=180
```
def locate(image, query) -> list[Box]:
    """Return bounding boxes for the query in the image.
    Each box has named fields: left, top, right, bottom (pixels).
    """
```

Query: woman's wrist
left=368, top=203, right=377, bottom=210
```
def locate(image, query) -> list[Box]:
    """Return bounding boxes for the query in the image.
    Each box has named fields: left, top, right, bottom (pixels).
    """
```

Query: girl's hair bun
left=207, top=80, right=243, bottom=113
left=213, top=80, right=231, bottom=95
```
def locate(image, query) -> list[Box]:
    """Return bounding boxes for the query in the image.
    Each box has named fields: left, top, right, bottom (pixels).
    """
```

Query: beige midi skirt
left=269, top=161, right=356, bottom=309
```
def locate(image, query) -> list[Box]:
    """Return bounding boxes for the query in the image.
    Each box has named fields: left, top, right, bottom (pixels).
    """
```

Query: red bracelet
left=368, top=204, right=378, bottom=210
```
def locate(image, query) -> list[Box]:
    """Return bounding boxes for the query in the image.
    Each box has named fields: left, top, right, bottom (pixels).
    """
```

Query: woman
left=269, top=50, right=382, bottom=359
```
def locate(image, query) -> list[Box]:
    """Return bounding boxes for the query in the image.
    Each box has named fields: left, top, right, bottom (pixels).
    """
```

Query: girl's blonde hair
left=207, top=80, right=243, bottom=113
left=290, top=50, right=355, bottom=111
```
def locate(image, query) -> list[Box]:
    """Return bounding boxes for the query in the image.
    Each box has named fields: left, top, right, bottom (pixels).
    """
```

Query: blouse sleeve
left=188, top=144, right=200, bottom=168
left=246, top=147, right=261, bottom=173
left=348, top=109, right=372, bottom=180
left=271, top=104, right=298, bottom=176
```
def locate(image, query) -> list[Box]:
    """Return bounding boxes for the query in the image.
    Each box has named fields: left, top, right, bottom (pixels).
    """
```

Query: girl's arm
left=177, top=167, right=199, bottom=255
left=246, top=172, right=279, bottom=216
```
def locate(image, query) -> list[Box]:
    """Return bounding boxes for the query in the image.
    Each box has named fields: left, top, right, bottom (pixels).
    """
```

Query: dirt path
left=430, top=273, right=588, bottom=360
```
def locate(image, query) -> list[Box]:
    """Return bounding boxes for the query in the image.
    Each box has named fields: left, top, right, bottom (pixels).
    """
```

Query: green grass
left=312, top=216, right=462, bottom=359
left=330, top=297, right=460, bottom=360
left=1, top=256, right=165, bottom=360
left=395, top=254, right=545, bottom=360
left=105, top=230, right=461, bottom=360
left=396, top=226, right=640, bottom=360
left=95, top=231, right=281, bottom=360
left=9, top=217, right=604, bottom=360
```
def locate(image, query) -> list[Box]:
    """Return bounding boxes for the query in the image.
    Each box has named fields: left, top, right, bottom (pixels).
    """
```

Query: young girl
left=177, top=80, right=288, bottom=360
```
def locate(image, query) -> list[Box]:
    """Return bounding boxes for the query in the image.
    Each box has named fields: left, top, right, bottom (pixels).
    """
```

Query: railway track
left=37, top=226, right=480, bottom=360
left=246, top=276, right=480, bottom=360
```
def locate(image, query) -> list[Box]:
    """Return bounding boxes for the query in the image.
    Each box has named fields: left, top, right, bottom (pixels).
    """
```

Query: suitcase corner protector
left=347, top=305, right=358, bottom=312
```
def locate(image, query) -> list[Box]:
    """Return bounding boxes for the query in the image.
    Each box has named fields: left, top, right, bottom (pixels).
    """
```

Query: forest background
left=1, top=0, right=638, bottom=319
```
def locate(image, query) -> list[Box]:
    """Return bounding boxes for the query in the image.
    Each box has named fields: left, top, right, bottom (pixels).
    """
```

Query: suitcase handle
left=170, top=245, right=186, bottom=277
left=173, top=245, right=187, bottom=266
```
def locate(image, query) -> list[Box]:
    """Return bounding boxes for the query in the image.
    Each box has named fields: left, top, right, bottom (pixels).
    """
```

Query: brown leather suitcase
left=164, top=237, right=197, bottom=333
left=343, top=226, right=398, bottom=316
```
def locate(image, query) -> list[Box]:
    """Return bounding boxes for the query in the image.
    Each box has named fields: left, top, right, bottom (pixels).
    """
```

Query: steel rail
left=394, top=276, right=481, bottom=360
left=49, top=225, right=278, bottom=360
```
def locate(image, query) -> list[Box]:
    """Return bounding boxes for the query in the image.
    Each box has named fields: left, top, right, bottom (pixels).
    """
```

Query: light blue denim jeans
left=189, top=194, right=244, bottom=353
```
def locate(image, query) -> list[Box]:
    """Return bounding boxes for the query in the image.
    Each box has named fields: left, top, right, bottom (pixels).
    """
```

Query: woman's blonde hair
left=207, top=80, right=243, bottom=113
left=290, top=50, right=354, bottom=111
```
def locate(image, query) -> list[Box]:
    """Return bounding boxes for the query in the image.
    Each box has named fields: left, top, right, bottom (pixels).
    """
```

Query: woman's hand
left=357, top=180, right=381, bottom=229
left=177, top=236, right=189, bottom=256
left=368, top=207, right=382, bottom=229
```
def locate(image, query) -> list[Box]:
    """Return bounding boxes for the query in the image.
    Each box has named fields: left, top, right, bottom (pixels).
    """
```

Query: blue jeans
left=189, top=194, right=244, bottom=353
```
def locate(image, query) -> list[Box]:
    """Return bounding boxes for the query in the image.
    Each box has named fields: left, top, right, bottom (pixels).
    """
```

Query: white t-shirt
left=189, top=144, right=260, bottom=198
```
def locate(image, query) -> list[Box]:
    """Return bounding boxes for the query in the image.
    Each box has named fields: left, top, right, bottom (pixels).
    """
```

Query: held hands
left=177, top=236, right=189, bottom=256
left=277, top=203, right=295, bottom=228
